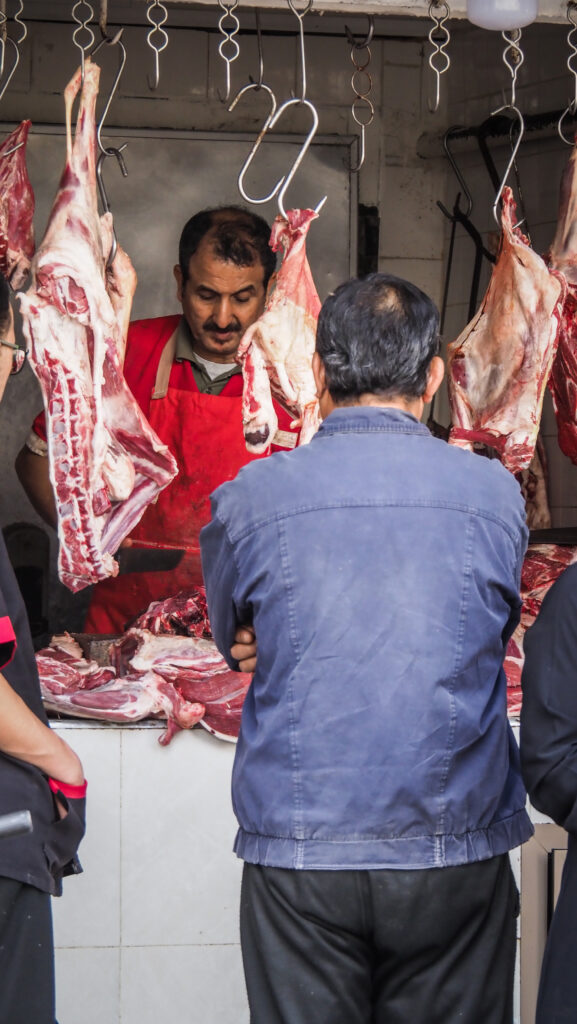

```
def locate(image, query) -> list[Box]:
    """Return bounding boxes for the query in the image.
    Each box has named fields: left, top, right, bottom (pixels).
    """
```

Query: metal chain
left=217, top=0, right=240, bottom=103
left=501, top=28, right=523, bottom=107
left=72, top=0, right=95, bottom=81
left=428, top=1, right=450, bottom=114
left=13, top=0, right=26, bottom=46
left=146, top=0, right=168, bottom=91
left=559, top=2, right=577, bottom=143
left=347, top=26, right=374, bottom=172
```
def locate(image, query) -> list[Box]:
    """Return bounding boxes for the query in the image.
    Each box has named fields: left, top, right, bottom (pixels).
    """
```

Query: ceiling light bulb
left=467, top=0, right=538, bottom=30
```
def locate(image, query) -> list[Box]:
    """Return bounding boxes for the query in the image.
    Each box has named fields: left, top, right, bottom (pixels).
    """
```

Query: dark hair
left=178, top=206, right=276, bottom=288
left=315, top=273, right=441, bottom=402
left=0, top=272, right=10, bottom=334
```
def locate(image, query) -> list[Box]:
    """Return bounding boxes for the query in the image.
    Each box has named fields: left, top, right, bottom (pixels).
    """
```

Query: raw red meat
left=18, top=61, right=177, bottom=592
left=237, top=208, right=321, bottom=453
left=0, top=120, right=35, bottom=289
left=111, top=629, right=251, bottom=739
left=504, top=543, right=577, bottom=714
left=546, top=141, right=577, bottom=464
left=448, top=188, right=565, bottom=474
left=131, top=587, right=211, bottom=639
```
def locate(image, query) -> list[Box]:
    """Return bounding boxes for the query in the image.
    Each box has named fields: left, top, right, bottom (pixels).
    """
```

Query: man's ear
left=173, top=264, right=183, bottom=303
left=422, top=356, right=445, bottom=404
left=312, top=351, right=327, bottom=400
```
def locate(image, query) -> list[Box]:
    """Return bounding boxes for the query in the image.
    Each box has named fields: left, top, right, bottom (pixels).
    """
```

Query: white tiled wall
left=52, top=722, right=248, bottom=1024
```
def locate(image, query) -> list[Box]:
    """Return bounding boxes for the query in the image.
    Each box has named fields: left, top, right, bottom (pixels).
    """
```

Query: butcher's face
left=175, top=240, right=266, bottom=363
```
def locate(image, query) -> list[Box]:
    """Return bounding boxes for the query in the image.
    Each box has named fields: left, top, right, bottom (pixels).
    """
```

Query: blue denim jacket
left=201, top=407, right=533, bottom=870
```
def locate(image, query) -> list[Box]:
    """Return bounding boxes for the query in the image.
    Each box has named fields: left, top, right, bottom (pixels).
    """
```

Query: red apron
left=84, top=328, right=280, bottom=634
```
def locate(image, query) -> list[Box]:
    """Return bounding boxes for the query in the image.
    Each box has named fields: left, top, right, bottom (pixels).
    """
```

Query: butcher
left=0, top=269, right=86, bottom=1022
left=15, top=205, right=300, bottom=634
left=201, top=272, right=533, bottom=1024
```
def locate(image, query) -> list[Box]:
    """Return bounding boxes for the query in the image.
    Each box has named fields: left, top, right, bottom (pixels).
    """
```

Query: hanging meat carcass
left=447, top=187, right=566, bottom=475
left=0, top=119, right=35, bottom=288
left=237, top=207, right=321, bottom=453
left=18, top=61, right=178, bottom=592
left=546, top=139, right=577, bottom=465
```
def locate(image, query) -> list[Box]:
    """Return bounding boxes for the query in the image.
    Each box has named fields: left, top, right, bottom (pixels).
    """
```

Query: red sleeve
left=0, top=615, right=16, bottom=670
left=32, top=410, right=47, bottom=443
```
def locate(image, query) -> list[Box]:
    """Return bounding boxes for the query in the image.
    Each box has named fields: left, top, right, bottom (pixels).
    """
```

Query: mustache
left=203, top=319, right=241, bottom=334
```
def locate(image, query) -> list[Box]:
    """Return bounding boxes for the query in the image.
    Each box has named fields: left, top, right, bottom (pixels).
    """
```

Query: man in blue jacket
left=200, top=272, right=533, bottom=1024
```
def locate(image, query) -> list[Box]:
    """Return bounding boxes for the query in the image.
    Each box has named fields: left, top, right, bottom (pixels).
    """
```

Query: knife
left=115, top=545, right=185, bottom=575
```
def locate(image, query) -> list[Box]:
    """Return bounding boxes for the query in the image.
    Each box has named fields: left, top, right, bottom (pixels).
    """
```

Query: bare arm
left=0, top=670, right=84, bottom=785
left=15, top=444, right=57, bottom=529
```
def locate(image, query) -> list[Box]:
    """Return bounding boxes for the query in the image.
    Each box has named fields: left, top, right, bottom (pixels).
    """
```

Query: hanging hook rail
left=559, top=1, right=577, bottom=145
left=262, top=0, right=326, bottom=219
left=345, top=17, right=375, bottom=172
left=217, top=0, right=240, bottom=104
left=428, top=1, right=451, bottom=114
left=146, top=0, right=168, bottom=92
left=72, top=1, right=95, bottom=83
left=489, top=29, right=525, bottom=224
left=228, top=11, right=284, bottom=204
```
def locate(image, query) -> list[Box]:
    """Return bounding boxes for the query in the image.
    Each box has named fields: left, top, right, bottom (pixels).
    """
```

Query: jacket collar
left=316, top=406, right=430, bottom=437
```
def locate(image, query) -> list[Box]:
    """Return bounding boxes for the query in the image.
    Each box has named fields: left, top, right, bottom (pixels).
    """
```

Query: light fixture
left=467, top=0, right=538, bottom=30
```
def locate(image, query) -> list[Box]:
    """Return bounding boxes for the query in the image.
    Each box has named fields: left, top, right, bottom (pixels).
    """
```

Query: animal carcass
left=546, top=140, right=577, bottom=465
left=0, top=119, right=35, bottom=289
left=237, top=208, right=321, bottom=454
left=18, top=61, right=177, bottom=592
left=448, top=187, right=565, bottom=475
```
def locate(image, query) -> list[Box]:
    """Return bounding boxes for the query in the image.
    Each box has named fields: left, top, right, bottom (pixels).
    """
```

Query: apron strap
left=152, top=329, right=178, bottom=399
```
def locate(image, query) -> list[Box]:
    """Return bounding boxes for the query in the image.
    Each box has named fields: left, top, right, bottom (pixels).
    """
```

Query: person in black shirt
left=0, top=270, right=86, bottom=1024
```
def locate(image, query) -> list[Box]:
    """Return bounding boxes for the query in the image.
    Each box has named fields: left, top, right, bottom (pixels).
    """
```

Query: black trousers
left=535, top=832, right=577, bottom=1023
left=0, top=878, right=56, bottom=1024
left=240, top=855, right=519, bottom=1024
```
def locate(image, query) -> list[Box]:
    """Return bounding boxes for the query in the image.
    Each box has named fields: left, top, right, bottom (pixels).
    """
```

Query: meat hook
left=227, top=11, right=284, bottom=204
left=558, top=1, right=577, bottom=146
left=488, top=29, right=525, bottom=225
left=269, top=98, right=327, bottom=219
left=146, top=0, right=168, bottom=92
left=490, top=105, right=525, bottom=225
left=0, top=36, right=20, bottom=107
left=266, top=0, right=326, bottom=218
left=229, top=83, right=285, bottom=204
left=91, top=28, right=127, bottom=157
left=443, top=126, right=473, bottom=218
left=96, top=147, right=127, bottom=266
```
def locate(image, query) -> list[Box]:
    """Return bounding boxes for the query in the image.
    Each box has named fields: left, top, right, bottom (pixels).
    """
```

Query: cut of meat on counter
left=17, top=60, right=178, bottom=593
left=237, top=207, right=322, bottom=454
left=0, top=119, right=35, bottom=289
left=504, top=543, right=577, bottom=715
left=37, top=590, right=252, bottom=744
left=546, top=139, right=577, bottom=465
left=447, top=187, right=566, bottom=475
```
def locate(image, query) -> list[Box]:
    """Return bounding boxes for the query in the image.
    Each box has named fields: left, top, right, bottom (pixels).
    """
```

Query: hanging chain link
left=72, top=1, right=95, bottom=81
left=428, top=1, right=450, bottom=113
left=146, top=0, right=168, bottom=91
left=217, top=0, right=240, bottom=103
left=501, top=28, right=523, bottom=107
left=347, top=23, right=374, bottom=172
left=559, top=2, right=577, bottom=143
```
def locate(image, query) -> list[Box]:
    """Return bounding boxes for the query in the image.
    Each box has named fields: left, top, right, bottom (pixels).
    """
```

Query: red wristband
left=48, top=777, right=87, bottom=799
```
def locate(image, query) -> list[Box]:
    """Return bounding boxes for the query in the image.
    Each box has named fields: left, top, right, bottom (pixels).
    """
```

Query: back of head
left=179, top=205, right=276, bottom=288
left=316, top=273, right=440, bottom=403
